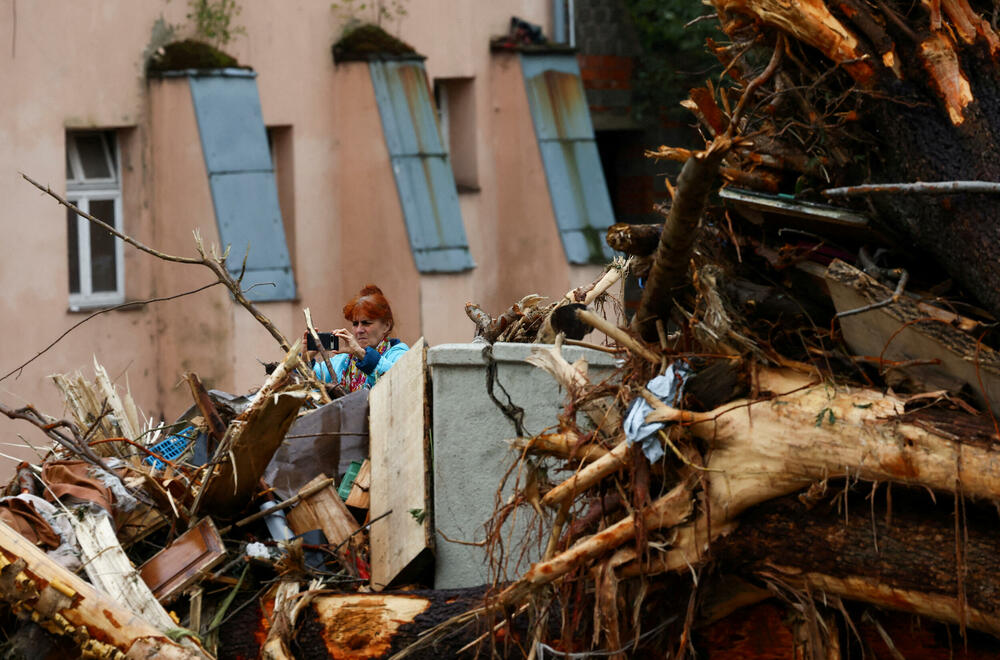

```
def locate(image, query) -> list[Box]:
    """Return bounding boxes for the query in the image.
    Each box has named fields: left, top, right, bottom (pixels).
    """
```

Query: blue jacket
left=313, top=338, right=409, bottom=390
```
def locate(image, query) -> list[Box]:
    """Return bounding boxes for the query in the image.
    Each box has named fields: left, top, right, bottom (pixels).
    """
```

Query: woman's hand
left=333, top=328, right=366, bottom=360
left=301, top=330, right=317, bottom=362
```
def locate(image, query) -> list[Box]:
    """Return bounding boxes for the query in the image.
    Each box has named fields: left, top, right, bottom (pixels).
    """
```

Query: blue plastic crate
left=145, top=425, right=198, bottom=470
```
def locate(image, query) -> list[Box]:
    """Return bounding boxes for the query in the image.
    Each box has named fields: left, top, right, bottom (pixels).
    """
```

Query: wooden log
left=633, top=137, right=730, bottom=341
left=0, top=518, right=210, bottom=658
left=219, top=587, right=492, bottom=659
left=605, top=223, right=662, bottom=256
left=261, top=580, right=299, bottom=660
left=709, top=490, right=1000, bottom=636
left=644, top=366, right=1000, bottom=518
left=621, top=365, right=1000, bottom=624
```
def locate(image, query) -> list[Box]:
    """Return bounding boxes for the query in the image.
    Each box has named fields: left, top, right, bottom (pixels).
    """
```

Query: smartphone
left=307, top=332, right=339, bottom=351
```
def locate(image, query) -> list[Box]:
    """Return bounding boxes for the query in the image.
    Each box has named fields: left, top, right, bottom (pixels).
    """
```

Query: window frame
left=66, top=131, right=125, bottom=310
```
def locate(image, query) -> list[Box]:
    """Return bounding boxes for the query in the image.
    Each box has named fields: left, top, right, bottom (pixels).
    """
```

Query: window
left=433, top=78, right=478, bottom=192
left=66, top=131, right=124, bottom=308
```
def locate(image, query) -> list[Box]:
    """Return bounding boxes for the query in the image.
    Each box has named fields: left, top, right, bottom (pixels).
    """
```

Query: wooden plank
left=73, top=509, right=177, bottom=631
left=199, top=390, right=306, bottom=518
left=285, top=474, right=360, bottom=548
left=139, top=517, right=226, bottom=604
left=345, top=459, right=371, bottom=509
left=368, top=338, right=431, bottom=590
left=825, top=259, right=1000, bottom=413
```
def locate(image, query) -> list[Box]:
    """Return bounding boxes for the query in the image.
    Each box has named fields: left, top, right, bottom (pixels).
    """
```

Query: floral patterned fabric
left=341, top=338, right=391, bottom=392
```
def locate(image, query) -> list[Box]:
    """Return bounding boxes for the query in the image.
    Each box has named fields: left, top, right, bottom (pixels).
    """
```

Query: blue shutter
left=188, top=70, right=296, bottom=301
left=369, top=60, right=474, bottom=273
left=520, top=54, right=616, bottom=264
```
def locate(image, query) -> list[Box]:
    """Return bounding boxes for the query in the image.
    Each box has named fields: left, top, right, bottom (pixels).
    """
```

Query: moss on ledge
left=147, top=39, right=247, bottom=75
left=332, top=23, right=421, bottom=63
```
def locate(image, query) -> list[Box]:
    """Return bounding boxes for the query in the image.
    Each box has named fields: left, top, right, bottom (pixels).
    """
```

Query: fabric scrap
left=623, top=363, right=689, bottom=463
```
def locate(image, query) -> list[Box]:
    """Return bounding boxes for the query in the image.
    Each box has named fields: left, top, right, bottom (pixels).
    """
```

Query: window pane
left=76, top=134, right=112, bottom=180
left=89, top=199, right=117, bottom=292
left=66, top=205, right=80, bottom=294
left=66, top=150, right=75, bottom=180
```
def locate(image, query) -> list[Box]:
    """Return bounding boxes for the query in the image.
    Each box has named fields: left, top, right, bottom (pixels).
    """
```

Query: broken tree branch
left=633, top=137, right=731, bottom=341
left=823, top=181, right=1000, bottom=197
left=22, top=174, right=326, bottom=398
left=1, top=282, right=222, bottom=384
left=0, top=518, right=211, bottom=658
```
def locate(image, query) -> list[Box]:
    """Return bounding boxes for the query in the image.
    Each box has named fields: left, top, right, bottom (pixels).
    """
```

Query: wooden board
left=139, top=517, right=225, bottom=604
left=199, top=391, right=305, bottom=518
left=285, top=474, right=360, bottom=548
left=0, top=519, right=211, bottom=658
left=345, top=459, right=371, bottom=509
left=74, top=510, right=176, bottom=630
left=368, top=338, right=431, bottom=591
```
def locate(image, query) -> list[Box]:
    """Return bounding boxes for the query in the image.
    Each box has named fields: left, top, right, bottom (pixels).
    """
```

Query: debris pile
left=0, top=325, right=482, bottom=659
left=405, top=2, right=1000, bottom=657
left=5, top=2, right=1000, bottom=658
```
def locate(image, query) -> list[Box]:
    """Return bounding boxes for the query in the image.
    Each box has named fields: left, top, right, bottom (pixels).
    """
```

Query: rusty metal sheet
left=520, top=54, right=616, bottom=264
left=370, top=60, right=473, bottom=273
left=189, top=71, right=297, bottom=300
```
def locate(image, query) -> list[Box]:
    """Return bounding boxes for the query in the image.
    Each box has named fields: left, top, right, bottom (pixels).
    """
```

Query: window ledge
left=68, top=299, right=145, bottom=314
left=456, top=184, right=481, bottom=195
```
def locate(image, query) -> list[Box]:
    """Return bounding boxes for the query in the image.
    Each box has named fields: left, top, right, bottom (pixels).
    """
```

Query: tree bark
left=633, top=138, right=730, bottom=341
left=706, top=0, right=1000, bottom=319
left=713, top=489, right=1000, bottom=636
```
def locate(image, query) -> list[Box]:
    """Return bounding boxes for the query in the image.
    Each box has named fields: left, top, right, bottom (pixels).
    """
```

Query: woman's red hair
left=343, top=284, right=394, bottom=331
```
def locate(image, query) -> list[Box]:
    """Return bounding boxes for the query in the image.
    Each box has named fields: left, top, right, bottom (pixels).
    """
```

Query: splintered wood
left=0, top=518, right=211, bottom=658
left=197, top=391, right=305, bottom=518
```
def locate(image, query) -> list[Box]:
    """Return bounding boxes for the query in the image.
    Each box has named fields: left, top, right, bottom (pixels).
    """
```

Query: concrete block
left=429, top=341, right=618, bottom=589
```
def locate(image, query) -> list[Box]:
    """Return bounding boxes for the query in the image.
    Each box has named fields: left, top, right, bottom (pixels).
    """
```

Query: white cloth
left=623, top=363, right=688, bottom=463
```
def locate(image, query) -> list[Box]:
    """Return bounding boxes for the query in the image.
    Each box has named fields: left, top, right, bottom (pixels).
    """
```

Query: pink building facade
left=0, top=2, right=616, bottom=468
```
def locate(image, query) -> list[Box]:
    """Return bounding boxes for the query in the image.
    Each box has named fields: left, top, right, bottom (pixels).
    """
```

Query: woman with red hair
left=312, top=284, right=409, bottom=392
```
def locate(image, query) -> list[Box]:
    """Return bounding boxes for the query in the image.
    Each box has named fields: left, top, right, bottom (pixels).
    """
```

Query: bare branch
left=1, top=282, right=222, bottom=383
left=823, top=181, right=1000, bottom=197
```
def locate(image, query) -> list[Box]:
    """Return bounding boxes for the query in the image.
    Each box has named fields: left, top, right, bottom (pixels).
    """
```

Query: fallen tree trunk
left=712, top=489, right=1000, bottom=636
